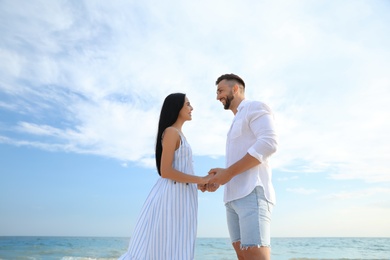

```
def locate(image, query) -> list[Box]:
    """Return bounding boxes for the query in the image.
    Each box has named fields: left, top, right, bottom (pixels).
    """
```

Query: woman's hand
left=197, top=174, right=212, bottom=192
left=198, top=174, right=212, bottom=185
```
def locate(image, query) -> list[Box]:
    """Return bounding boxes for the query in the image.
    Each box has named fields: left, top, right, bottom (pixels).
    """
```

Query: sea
left=0, top=236, right=389, bottom=260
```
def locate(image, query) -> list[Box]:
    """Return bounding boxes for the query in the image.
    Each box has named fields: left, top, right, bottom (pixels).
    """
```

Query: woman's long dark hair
left=155, top=93, right=186, bottom=176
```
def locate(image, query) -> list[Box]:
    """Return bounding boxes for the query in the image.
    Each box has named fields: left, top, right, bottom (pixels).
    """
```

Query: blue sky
left=1, top=0, right=389, bottom=238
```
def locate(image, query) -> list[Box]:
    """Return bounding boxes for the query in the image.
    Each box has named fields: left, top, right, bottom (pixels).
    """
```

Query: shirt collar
left=237, top=99, right=248, bottom=112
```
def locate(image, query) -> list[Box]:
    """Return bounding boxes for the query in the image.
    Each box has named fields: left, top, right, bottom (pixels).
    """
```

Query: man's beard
left=224, top=93, right=234, bottom=110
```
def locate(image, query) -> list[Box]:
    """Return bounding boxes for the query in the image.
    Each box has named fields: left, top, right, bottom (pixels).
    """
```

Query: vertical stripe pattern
left=119, top=133, right=198, bottom=260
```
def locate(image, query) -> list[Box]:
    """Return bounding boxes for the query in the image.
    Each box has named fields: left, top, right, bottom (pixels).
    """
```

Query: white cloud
left=277, top=176, right=299, bottom=182
left=321, top=187, right=390, bottom=200
left=286, top=188, right=318, bottom=195
left=0, top=0, right=389, bottom=184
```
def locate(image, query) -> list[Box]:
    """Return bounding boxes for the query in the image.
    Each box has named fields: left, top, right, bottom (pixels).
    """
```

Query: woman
left=119, top=93, right=211, bottom=260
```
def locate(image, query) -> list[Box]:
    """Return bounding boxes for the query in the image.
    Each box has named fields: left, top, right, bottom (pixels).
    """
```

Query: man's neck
left=231, top=97, right=245, bottom=115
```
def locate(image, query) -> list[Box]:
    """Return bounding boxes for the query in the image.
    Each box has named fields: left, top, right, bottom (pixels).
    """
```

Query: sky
left=0, top=0, right=389, bottom=238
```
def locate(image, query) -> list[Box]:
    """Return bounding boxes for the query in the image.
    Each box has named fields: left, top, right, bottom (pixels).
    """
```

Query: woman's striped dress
left=119, top=132, right=198, bottom=260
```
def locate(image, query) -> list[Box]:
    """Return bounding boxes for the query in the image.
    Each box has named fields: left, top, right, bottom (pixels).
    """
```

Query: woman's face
left=179, top=96, right=193, bottom=121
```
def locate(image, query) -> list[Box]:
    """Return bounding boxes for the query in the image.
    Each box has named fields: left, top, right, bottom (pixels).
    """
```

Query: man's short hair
left=215, top=73, right=245, bottom=88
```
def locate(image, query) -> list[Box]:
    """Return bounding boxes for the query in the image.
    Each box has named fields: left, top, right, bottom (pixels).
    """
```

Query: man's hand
left=197, top=184, right=207, bottom=192
left=206, top=182, right=220, bottom=192
left=208, top=168, right=233, bottom=186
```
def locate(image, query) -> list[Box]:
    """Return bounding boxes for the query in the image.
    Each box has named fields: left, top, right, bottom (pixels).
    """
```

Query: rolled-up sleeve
left=247, top=103, right=278, bottom=163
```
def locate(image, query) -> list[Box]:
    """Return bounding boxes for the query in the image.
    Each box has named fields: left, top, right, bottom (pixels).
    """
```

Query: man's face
left=216, top=80, right=234, bottom=110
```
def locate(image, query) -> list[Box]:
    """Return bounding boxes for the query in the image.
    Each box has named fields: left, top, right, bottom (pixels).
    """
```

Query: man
left=208, top=73, right=278, bottom=260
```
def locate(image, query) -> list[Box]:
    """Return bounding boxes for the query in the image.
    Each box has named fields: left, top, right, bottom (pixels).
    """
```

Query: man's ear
left=233, top=84, right=239, bottom=94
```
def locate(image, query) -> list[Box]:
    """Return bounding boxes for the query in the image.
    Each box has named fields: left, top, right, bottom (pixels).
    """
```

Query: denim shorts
left=225, top=186, right=273, bottom=248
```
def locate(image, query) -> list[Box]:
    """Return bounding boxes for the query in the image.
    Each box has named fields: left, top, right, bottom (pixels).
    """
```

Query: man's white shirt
left=224, top=99, right=278, bottom=204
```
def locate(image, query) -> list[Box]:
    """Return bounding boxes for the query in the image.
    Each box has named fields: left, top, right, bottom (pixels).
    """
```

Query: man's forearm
left=226, top=153, right=261, bottom=177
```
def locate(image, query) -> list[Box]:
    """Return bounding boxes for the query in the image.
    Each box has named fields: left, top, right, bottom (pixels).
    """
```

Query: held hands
left=197, top=167, right=231, bottom=192
left=197, top=182, right=220, bottom=192
left=197, top=174, right=213, bottom=192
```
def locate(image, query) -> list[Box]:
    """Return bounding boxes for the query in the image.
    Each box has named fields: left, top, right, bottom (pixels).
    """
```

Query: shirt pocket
left=229, top=119, right=243, bottom=139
